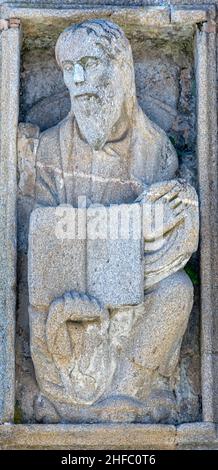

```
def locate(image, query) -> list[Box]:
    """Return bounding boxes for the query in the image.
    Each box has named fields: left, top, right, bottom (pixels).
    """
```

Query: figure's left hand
left=155, top=184, right=187, bottom=235
left=136, top=180, right=192, bottom=241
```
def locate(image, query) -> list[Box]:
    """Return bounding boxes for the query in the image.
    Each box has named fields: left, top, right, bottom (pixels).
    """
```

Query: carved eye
left=63, top=63, right=74, bottom=72
left=84, top=58, right=99, bottom=70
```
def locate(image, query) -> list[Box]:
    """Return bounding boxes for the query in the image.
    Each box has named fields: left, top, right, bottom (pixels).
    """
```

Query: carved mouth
left=74, top=92, right=99, bottom=100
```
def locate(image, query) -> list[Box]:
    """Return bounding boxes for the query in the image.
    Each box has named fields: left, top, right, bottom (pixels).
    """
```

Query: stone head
left=55, top=19, right=136, bottom=150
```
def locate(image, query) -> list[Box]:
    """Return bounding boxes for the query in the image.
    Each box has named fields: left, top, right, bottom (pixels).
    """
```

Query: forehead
left=58, top=29, right=108, bottom=64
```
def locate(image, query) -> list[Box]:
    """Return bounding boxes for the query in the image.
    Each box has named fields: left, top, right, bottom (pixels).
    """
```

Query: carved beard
left=72, top=93, right=121, bottom=151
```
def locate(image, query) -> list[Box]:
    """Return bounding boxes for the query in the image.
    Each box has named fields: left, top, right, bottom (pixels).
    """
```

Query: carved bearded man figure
left=27, top=20, right=199, bottom=423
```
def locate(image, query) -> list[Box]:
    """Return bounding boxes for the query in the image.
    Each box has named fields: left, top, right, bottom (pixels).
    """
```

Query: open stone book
left=28, top=204, right=144, bottom=309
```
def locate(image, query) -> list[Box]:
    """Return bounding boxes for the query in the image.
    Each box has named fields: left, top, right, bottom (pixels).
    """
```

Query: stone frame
left=0, top=3, right=217, bottom=449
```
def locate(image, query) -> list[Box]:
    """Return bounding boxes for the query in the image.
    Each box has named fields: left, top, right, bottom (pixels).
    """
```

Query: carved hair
left=55, top=19, right=133, bottom=67
left=55, top=19, right=137, bottom=118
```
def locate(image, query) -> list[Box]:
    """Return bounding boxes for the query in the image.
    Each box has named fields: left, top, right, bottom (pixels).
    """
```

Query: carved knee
left=169, top=270, right=194, bottom=318
left=152, top=269, right=194, bottom=325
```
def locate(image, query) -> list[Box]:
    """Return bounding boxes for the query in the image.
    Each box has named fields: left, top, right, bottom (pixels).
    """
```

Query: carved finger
left=146, top=182, right=178, bottom=202
left=164, top=211, right=185, bottom=233
left=169, top=197, right=182, bottom=209
left=174, top=204, right=185, bottom=216
left=161, top=187, right=181, bottom=203
left=174, top=211, right=185, bottom=224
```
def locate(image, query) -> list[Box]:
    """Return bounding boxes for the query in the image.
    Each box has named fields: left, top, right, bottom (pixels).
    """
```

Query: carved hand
left=136, top=180, right=189, bottom=242
left=46, top=292, right=109, bottom=360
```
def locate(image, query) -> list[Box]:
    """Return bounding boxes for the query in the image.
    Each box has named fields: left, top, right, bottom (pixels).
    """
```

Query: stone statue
left=23, top=20, right=199, bottom=423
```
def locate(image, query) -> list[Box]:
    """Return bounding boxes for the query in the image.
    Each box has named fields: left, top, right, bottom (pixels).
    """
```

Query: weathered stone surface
left=0, top=25, right=21, bottom=423
left=18, top=123, right=40, bottom=197
left=1, top=421, right=218, bottom=450
left=176, top=287, right=201, bottom=423
left=0, top=0, right=217, bottom=456
left=177, top=422, right=218, bottom=450
left=0, top=1, right=144, bottom=5
left=195, top=25, right=218, bottom=423
left=21, top=19, right=199, bottom=424
left=87, top=204, right=144, bottom=307
left=17, top=30, right=199, bottom=425
left=29, top=295, right=111, bottom=407
left=28, top=204, right=144, bottom=308
left=0, top=0, right=216, bottom=6
left=139, top=179, right=199, bottom=288
left=212, top=355, right=218, bottom=424
left=20, top=29, right=197, bottom=187
left=0, top=0, right=217, bottom=457
left=28, top=207, right=86, bottom=308
left=0, top=423, right=176, bottom=450
left=171, top=6, right=209, bottom=25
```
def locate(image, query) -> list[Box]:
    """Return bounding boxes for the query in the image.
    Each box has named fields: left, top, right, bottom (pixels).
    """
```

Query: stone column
left=195, top=20, right=218, bottom=423
left=0, top=19, right=21, bottom=422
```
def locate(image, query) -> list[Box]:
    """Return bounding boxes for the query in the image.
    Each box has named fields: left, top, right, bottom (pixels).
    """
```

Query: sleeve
left=35, top=129, right=60, bottom=207
left=143, top=180, right=199, bottom=289
left=17, top=122, right=40, bottom=198
left=157, top=133, right=179, bottom=182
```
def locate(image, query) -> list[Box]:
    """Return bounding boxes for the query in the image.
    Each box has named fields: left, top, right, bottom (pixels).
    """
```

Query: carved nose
left=73, top=63, right=85, bottom=84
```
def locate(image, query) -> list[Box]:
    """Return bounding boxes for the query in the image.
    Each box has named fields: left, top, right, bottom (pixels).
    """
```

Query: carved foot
left=146, top=389, right=178, bottom=423
left=91, top=395, right=146, bottom=423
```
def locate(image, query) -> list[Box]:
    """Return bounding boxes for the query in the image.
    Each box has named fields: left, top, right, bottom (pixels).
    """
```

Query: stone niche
left=0, top=2, right=217, bottom=450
